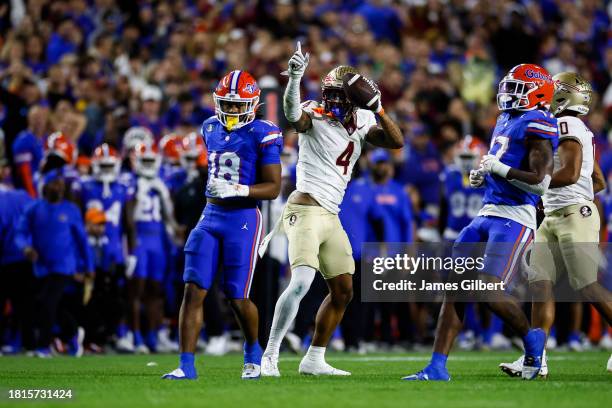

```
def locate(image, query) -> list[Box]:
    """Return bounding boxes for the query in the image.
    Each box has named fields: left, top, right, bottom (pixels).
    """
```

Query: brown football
left=342, top=73, right=380, bottom=110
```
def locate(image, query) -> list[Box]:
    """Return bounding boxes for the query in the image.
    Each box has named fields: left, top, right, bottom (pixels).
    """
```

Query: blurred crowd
left=0, top=0, right=611, bottom=356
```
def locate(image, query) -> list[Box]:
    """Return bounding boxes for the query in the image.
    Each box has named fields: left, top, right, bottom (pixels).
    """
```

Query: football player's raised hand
left=287, top=41, right=310, bottom=79
left=469, top=169, right=485, bottom=187
left=208, top=177, right=249, bottom=199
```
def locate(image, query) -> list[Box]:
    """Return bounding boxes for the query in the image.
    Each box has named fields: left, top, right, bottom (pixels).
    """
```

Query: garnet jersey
left=441, top=165, right=484, bottom=241
left=543, top=116, right=595, bottom=213
left=479, top=109, right=558, bottom=230
left=201, top=116, right=282, bottom=205
left=296, top=100, right=377, bottom=214
left=78, top=177, right=132, bottom=267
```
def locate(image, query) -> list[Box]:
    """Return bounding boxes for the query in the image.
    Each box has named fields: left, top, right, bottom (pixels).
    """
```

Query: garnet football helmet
left=213, top=70, right=260, bottom=131
left=497, top=64, right=554, bottom=111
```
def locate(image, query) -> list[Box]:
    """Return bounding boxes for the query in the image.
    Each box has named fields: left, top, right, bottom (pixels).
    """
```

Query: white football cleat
left=206, top=334, right=229, bottom=356
left=599, top=334, right=612, bottom=351
left=568, top=339, right=583, bottom=352
left=299, top=358, right=351, bottom=376
left=489, top=333, right=512, bottom=350
left=499, top=351, right=548, bottom=378
left=135, top=343, right=150, bottom=354
left=607, top=354, right=612, bottom=373
left=116, top=332, right=135, bottom=353
left=241, top=363, right=261, bottom=379
left=284, top=332, right=302, bottom=354
left=261, top=355, right=280, bottom=377
left=162, top=368, right=197, bottom=380
left=156, top=329, right=179, bottom=353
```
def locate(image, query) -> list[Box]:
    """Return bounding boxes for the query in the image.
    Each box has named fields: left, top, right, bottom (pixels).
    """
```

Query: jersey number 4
left=336, top=141, right=354, bottom=175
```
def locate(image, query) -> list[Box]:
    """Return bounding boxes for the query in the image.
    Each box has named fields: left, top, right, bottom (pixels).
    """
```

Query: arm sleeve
left=17, top=163, right=37, bottom=197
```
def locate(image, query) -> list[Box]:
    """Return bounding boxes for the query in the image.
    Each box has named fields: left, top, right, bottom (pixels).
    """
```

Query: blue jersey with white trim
left=79, top=178, right=131, bottom=266
left=441, top=165, right=484, bottom=238
left=483, top=109, right=558, bottom=208
left=201, top=116, right=282, bottom=202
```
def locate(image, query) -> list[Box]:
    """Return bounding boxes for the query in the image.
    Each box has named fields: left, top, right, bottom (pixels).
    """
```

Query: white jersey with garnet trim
left=542, top=115, right=595, bottom=214
left=296, top=100, right=377, bottom=214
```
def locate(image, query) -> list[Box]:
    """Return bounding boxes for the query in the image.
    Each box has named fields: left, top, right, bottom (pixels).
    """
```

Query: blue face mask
left=330, top=105, right=348, bottom=122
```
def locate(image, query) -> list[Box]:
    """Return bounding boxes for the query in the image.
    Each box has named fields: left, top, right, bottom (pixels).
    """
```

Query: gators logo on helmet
left=497, top=64, right=554, bottom=111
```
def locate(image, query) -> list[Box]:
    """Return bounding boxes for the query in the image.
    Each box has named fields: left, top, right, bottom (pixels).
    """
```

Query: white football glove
left=208, top=177, right=249, bottom=199
left=480, top=154, right=511, bottom=178
left=287, top=41, right=309, bottom=79
left=469, top=169, right=485, bottom=187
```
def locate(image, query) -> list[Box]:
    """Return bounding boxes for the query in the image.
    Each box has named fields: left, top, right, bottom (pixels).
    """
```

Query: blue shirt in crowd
left=15, top=198, right=93, bottom=277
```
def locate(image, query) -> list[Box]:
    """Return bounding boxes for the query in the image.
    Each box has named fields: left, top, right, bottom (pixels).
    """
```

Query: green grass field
left=1, top=351, right=610, bottom=408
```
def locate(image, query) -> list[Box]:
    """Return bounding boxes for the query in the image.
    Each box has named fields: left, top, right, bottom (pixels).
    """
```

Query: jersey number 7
left=490, top=136, right=509, bottom=159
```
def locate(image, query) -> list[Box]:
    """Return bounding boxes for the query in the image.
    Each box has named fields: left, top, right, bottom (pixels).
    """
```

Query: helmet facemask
left=455, top=151, right=478, bottom=174
left=322, top=87, right=354, bottom=123
left=213, top=95, right=258, bottom=131
left=93, top=158, right=120, bottom=184
left=496, top=78, right=538, bottom=111
left=136, top=154, right=160, bottom=178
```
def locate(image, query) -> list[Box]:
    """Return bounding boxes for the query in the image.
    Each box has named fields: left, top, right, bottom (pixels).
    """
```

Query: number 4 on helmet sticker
left=336, top=141, right=354, bottom=175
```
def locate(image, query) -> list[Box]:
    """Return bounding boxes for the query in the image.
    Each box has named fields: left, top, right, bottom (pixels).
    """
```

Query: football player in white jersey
left=499, top=72, right=612, bottom=376
left=260, top=42, right=403, bottom=376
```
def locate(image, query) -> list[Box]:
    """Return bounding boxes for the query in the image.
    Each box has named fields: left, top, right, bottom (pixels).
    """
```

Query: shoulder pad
left=251, top=119, right=281, bottom=134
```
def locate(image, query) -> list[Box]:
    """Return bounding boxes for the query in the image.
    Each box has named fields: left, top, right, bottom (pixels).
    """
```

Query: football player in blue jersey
left=441, top=136, right=486, bottom=242
left=163, top=70, right=282, bottom=380
left=404, top=64, right=557, bottom=381
left=442, top=137, right=510, bottom=350
left=74, top=143, right=136, bottom=349
left=124, top=142, right=181, bottom=354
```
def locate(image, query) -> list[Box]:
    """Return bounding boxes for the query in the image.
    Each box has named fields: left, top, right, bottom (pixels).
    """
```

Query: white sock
left=264, top=265, right=316, bottom=357
left=305, top=345, right=326, bottom=363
